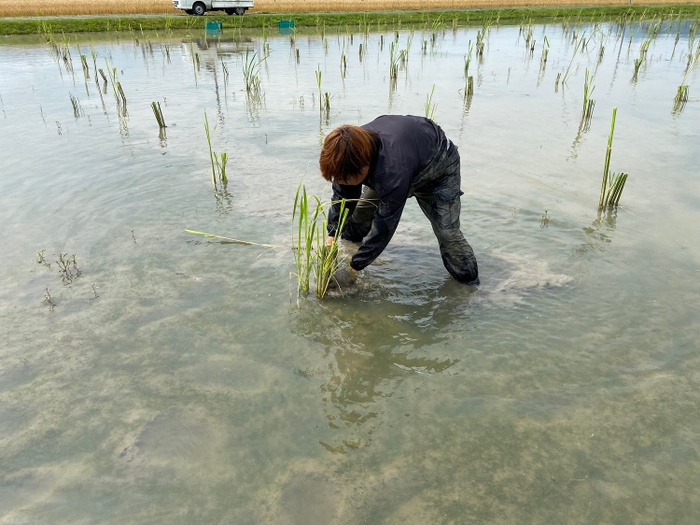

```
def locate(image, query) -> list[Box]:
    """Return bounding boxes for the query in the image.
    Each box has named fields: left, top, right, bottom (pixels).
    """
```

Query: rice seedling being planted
left=598, top=107, right=628, bottom=209
left=204, top=111, right=228, bottom=191
left=292, top=182, right=349, bottom=299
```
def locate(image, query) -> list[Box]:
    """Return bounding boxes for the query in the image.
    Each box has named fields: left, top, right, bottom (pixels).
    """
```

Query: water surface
left=1, top=20, right=699, bottom=524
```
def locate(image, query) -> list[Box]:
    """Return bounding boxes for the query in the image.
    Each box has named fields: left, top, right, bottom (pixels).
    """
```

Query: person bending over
left=320, top=114, right=479, bottom=288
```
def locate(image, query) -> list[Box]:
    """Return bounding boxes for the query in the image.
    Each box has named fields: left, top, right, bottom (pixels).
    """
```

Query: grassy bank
left=1, top=5, right=699, bottom=35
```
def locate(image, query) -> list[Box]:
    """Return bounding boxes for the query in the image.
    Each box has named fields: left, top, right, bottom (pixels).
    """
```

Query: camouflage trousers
left=345, top=140, right=480, bottom=285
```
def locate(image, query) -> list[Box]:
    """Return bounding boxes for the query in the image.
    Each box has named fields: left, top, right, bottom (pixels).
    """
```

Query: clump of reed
left=579, top=68, right=595, bottom=132
left=292, top=182, right=349, bottom=299
left=151, top=101, right=166, bottom=129
left=204, top=111, right=228, bottom=191
left=598, top=107, right=628, bottom=209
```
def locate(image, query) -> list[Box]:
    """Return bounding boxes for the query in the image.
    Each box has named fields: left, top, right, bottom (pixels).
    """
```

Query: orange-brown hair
left=319, top=125, right=378, bottom=183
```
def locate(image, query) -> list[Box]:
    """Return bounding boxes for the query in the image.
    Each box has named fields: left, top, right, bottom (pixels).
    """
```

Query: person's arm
left=327, top=182, right=362, bottom=237
left=349, top=197, right=406, bottom=271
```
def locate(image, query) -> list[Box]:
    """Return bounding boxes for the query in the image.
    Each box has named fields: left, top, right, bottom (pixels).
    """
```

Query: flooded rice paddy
left=1, top=18, right=699, bottom=524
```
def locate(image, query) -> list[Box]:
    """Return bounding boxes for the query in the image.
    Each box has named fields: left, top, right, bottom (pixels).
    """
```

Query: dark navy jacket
left=327, top=115, right=445, bottom=271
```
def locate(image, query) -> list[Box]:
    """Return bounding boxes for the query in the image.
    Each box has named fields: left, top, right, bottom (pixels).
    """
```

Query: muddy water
left=1, top=20, right=699, bottom=524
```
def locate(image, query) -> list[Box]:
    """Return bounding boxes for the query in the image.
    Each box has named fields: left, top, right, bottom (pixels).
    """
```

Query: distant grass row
left=1, top=5, right=699, bottom=35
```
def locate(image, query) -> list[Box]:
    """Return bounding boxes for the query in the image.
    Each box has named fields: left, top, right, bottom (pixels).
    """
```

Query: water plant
left=69, top=93, right=83, bottom=118
left=315, top=66, right=331, bottom=118
left=464, top=40, right=473, bottom=78
left=561, top=35, right=583, bottom=86
left=185, top=229, right=274, bottom=247
left=632, top=57, right=642, bottom=82
left=55, top=252, right=81, bottom=283
left=242, top=50, right=263, bottom=94
left=598, top=107, right=628, bottom=209
left=389, top=41, right=401, bottom=83
left=388, top=35, right=411, bottom=79
left=579, top=68, right=596, bottom=132
left=44, top=287, right=56, bottom=311
left=340, top=53, right=347, bottom=78
left=204, top=111, right=228, bottom=190
left=672, top=84, right=689, bottom=114
left=104, top=58, right=127, bottom=114
left=475, top=29, right=485, bottom=60
left=36, top=249, right=50, bottom=267
left=221, top=59, right=229, bottom=85
left=76, top=40, right=90, bottom=79
left=540, top=35, right=550, bottom=69
left=425, top=84, right=437, bottom=120
left=151, top=101, right=166, bottom=129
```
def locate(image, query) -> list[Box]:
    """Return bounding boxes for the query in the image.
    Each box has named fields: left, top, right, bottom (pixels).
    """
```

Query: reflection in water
left=574, top=210, right=617, bottom=256
left=318, top=345, right=454, bottom=454
left=292, top=291, right=462, bottom=454
left=214, top=189, right=233, bottom=216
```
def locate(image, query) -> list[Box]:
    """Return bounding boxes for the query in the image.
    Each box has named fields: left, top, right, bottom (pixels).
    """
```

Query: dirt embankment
left=2, top=0, right=699, bottom=17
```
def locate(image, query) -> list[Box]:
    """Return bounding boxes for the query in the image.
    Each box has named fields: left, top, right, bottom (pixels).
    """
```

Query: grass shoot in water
left=598, top=107, right=628, bottom=209
left=204, top=111, right=228, bottom=191
left=151, top=101, right=166, bottom=129
left=579, top=68, right=596, bottom=133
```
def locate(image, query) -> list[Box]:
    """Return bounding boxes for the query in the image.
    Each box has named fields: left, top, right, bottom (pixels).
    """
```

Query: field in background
left=2, top=0, right=700, bottom=17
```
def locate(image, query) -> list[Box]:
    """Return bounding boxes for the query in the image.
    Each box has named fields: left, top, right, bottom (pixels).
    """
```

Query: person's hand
left=327, top=264, right=357, bottom=290
left=326, top=236, right=334, bottom=247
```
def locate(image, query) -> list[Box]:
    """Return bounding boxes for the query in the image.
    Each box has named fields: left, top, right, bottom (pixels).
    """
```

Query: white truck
left=172, top=0, right=253, bottom=16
